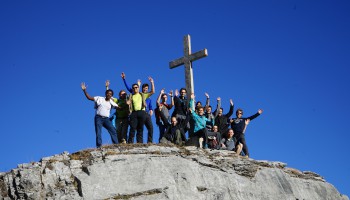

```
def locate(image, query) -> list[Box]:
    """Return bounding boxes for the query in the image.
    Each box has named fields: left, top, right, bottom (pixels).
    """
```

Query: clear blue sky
left=1, top=0, right=349, bottom=196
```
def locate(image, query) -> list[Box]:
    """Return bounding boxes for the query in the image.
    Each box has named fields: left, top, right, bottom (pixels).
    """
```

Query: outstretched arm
left=213, top=97, right=221, bottom=117
left=205, top=92, right=210, bottom=109
left=81, top=82, right=94, bottom=101
left=243, top=119, right=250, bottom=134
left=157, top=88, right=164, bottom=105
left=121, top=72, right=133, bottom=93
left=148, top=76, right=155, bottom=96
left=169, top=90, right=174, bottom=109
left=105, top=80, right=110, bottom=90
left=225, top=99, right=234, bottom=117
left=248, top=109, right=263, bottom=121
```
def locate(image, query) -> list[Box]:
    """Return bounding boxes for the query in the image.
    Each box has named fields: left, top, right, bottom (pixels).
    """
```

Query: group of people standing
left=81, top=72, right=263, bottom=158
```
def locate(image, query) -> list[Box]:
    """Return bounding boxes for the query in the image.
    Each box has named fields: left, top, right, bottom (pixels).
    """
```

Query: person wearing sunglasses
left=230, top=108, right=263, bottom=158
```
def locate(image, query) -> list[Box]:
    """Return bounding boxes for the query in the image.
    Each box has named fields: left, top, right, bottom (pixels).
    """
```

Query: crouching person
left=159, top=104, right=186, bottom=145
left=220, top=129, right=243, bottom=155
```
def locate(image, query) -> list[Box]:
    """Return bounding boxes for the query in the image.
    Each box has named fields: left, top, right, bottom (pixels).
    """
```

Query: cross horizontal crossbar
left=169, top=49, right=208, bottom=69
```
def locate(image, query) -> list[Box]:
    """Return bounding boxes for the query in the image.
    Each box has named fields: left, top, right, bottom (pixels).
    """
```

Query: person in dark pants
left=172, top=88, right=189, bottom=133
left=142, top=82, right=154, bottom=143
left=230, top=108, right=263, bottom=158
left=155, top=89, right=174, bottom=142
left=81, top=82, right=119, bottom=148
left=158, top=104, right=186, bottom=145
left=214, top=99, right=234, bottom=137
left=120, top=72, right=155, bottom=143
left=105, top=80, right=130, bottom=144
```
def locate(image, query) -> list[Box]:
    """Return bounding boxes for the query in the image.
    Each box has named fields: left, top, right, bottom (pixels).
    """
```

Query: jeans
left=94, top=115, right=118, bottom=147
left=157, top=122, right=166, bottom=143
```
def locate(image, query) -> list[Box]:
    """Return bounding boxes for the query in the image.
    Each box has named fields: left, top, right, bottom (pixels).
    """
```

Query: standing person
left=230, top=108, right=263, bottom=158
left=105, top=80, right=130, bottom=144
left=121, top=72, right=155, bottom=143
left=214, top=99, right=234, bottom=137
left=127, top=77, right=155, bottom=143
left=155, top=89, right=174, bottom=142
left=141, top=82, right=154, bottom=143
left=172, top=88, right=189, bottom=133
left=189, top=93, right=211, bottom=149
left=81, top=82, right=119, bottom=148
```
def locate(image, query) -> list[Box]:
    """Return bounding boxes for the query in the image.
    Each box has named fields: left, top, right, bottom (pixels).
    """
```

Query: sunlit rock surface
left=0, top=144, right=347, bottom=200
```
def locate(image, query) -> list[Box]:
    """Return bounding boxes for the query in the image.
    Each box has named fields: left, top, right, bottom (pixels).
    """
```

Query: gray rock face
left=0, top=144, right=347, bottom=200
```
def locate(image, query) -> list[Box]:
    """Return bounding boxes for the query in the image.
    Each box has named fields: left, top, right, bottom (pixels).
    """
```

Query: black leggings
left=235, top=133, right=249, bottom=156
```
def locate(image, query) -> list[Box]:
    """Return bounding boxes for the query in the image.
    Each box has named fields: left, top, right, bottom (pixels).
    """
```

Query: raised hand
left=258, top=109, right=263, bottom=114
left=148, top=76, right=154, bottom=83
left=217, top=97, right=221, bottom=101
left=105, top=80, right=110, bottom=88
left=121, top=72, right=126, bottom=79
left=175, top=89, right=179, bottom=97
left=81, top=82, right=87, bottom=90
left=169, top=90, right=173, bottom=97
left=230, top=99, right=234, bottom=106
left=137, top=79, right=141, bottom=86
left=160, top=88, right=165, bottom=94
left=205, top=92, right=209, bottom=99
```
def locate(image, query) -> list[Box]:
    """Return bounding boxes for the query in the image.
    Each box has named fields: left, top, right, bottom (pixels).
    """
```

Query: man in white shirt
left=81, top=82, right=119, bottom=148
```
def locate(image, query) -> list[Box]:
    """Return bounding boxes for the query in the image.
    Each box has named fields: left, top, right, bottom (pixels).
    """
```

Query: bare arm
left=105, top=80, right=110, bottom=90
left=213, top=97, right=221, bottom=117
left=157, top=88, right=164, bottom=105
left=169, top=90, right=174, bottom=109
left=81, top=82, right=94, bottom=101
left=205, top=92, right=210, bottom=109
left=243, top=119, right=250, bottom=134
left=148, top=76, right=155, bottom=95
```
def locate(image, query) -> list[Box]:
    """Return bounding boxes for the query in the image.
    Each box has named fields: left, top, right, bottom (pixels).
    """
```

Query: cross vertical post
left=169, top=34, right=208, bottom=98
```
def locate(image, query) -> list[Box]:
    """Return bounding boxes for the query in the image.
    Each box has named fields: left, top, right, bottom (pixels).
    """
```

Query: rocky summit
left=0, top=144, right=348, bottom=200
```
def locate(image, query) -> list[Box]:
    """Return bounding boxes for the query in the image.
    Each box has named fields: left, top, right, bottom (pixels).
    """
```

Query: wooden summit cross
left=169, top=34, right=208, bottom=97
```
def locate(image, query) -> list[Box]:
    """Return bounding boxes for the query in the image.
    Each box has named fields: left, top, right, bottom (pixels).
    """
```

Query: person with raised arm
left=214, top=99, right=234, bottom=137
left=105, top=80, right=129, bottom=144
left=155, top=88, right=174, bottom=142
left=189, top=93, right=211, bottom=149
left=81, top=82, right=119, bottom=148
left=127, top=76, right=155, bottom=143
left=230, top=108, right=263, bottom=158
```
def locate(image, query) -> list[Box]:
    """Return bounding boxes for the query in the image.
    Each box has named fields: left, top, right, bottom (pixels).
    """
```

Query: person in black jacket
left=172, top=88, right=189, bottom=133
left=230, top=108, right=263, bottom=158
left=159, top=104, right=186, bottom=145
left=214, top=99, right=234, bottom=137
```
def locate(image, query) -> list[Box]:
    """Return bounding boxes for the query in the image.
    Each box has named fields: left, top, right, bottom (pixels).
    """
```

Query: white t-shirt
left=94, top=96, right=118, bottom=117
